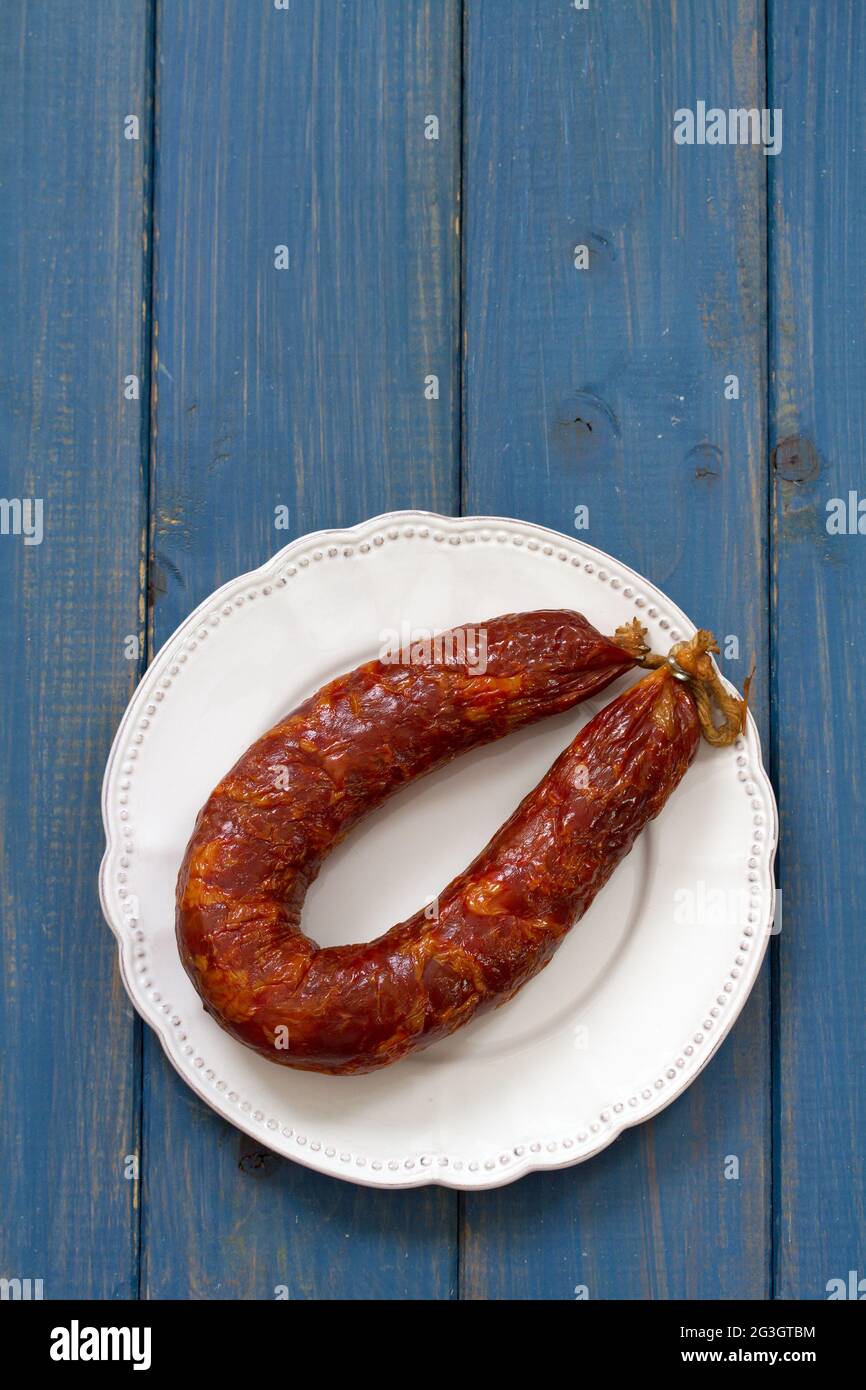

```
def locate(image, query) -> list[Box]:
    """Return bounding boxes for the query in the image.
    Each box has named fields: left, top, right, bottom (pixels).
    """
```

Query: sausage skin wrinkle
left=176, top=609, right=697, bottom=1074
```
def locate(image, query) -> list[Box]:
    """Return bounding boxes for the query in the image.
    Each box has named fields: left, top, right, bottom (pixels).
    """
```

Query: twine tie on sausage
left=611, top=618, right=652, bottom=662
left=637, top=629, right=753, bottom=747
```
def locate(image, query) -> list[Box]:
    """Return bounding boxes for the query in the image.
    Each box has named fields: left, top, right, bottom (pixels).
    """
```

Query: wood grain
left=5, top=0, right=865, bottom=1303
left=0, top=0, right=151, bottom=1297
left=142, top=0, right=462, bottom=1300
left=459, top=0, right=771, bottom=1299
left=769, top=0, right=866, bottom=1300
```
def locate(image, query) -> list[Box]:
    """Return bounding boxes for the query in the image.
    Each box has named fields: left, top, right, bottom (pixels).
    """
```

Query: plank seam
left=765, top=0, right=782, bottom=1306
left=137, top=0, right=160, bottom=1303
left=457, top=0, right=468, bottom=523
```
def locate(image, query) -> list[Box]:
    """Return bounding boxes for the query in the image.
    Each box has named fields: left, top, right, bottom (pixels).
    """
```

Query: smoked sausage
left=176, top=616, right=740, bottom=1074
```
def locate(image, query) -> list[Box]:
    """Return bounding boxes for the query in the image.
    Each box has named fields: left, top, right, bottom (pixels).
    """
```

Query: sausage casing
left=176, top=610, right=686, bottom=1073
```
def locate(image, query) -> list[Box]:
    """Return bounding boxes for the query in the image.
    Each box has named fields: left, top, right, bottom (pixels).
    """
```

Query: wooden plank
left=460, top=0, right=770, bottom=1299
left=0, top=1, right=151, bottom=1297
left=143, top=0, right=461, bottom=1299
left=769, top=0, right=866, bottom=1300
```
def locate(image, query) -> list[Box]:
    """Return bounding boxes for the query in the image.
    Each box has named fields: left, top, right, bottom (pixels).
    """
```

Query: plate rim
left=99, top=509, right=778, bottom=1191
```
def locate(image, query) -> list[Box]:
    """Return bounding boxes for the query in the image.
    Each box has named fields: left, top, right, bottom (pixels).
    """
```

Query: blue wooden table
left=1, top=0, right=863, bottom=1301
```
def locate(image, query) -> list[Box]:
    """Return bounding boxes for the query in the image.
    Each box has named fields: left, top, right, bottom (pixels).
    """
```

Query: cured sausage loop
left=176, top=614, right=743, bottom=1074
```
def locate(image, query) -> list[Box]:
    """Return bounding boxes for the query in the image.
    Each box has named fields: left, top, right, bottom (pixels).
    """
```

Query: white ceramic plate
left=100, top=511, right=777, bottom=1190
